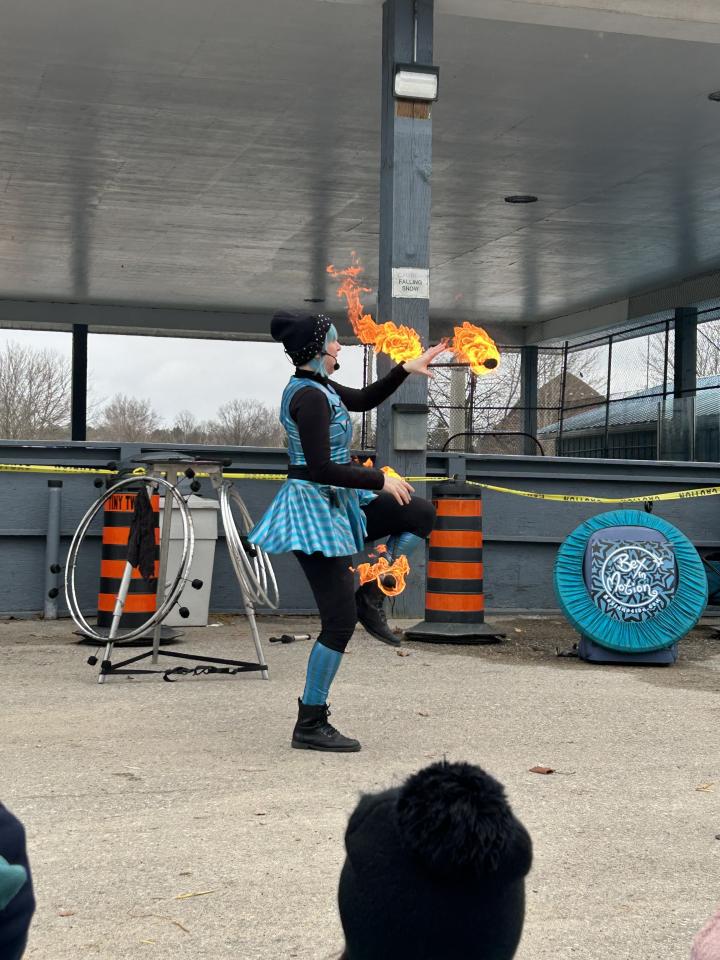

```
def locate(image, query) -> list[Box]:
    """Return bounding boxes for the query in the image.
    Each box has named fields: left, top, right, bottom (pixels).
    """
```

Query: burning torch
left=327, top=256, right=501, bottom=374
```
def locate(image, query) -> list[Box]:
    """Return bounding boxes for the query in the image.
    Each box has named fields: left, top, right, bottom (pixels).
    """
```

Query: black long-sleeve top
left=289, top=364, right=409, bottom=490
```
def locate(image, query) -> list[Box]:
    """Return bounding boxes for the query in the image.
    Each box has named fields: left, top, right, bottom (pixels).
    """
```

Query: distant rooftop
left=539, top=375, right=720, bottom=435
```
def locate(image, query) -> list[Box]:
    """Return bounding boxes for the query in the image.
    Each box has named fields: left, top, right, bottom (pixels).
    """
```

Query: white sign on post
left=392, top=267, right=430, bottom=299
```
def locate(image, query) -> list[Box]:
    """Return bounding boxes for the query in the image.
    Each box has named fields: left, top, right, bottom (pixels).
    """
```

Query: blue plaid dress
left=248, top=378, right=376, bottom=556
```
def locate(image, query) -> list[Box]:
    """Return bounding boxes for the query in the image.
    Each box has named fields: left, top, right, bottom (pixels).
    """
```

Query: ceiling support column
left=375, top=0, right=435, bottom=616
left=520, top=345, right=539, bottom=456
left=673, top=306, right=698, bottom=401
left=665, top=306, right=698, bottom=461
left=71, top=324, right=88, bottom=442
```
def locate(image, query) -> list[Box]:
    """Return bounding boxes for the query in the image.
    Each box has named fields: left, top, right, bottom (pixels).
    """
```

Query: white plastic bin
left=160, top=495, right=219, bottom=626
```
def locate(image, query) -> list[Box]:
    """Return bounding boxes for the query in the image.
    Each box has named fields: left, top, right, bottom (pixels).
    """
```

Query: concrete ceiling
left=2, top=0, right=720, bottom=344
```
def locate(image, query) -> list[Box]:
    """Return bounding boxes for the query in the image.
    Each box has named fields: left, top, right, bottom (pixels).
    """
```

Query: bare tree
left=0, top=341, right=71, bottom=439
left=93, top=394, right=161, bottom=441
left=427, top=345, right=602, bottom=452
left=428, top=349, right=523, bottom=449
left=647, top=319, right=720, bottom=387
left=206, top=398, right=284, bottom=447
left=166, top=409, right=209, bottom=445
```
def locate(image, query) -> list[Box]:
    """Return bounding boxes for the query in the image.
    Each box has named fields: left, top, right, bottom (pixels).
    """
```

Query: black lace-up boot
left=291, top=699, right=361, bottom=752
left=355, top=579, right=401, bottom=646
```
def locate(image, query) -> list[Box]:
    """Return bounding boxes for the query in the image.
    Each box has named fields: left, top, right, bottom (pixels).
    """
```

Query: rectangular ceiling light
left=393, top=63, right=439, bottom=102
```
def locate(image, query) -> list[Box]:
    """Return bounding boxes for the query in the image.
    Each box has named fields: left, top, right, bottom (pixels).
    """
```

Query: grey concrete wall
left=457, top=453, right=720, bottom=612
left=1, top=440, right=719, bottom=619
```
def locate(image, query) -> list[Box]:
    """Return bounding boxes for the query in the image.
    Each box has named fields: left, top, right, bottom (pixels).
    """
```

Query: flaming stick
left=327, top=255, right=500, bottom=372
left=452, top=321, right=500, bottom=375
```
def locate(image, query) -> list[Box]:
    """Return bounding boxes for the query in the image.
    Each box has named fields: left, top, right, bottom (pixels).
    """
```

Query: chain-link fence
left=422, top=304, right=720, bottom=461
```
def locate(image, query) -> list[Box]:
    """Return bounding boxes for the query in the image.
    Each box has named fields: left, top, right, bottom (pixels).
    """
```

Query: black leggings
left=294, top=494, right=436, bottom=653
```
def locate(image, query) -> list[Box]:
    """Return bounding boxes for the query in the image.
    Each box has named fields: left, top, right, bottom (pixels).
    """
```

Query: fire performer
left=249, top=310, right=443, bottom=752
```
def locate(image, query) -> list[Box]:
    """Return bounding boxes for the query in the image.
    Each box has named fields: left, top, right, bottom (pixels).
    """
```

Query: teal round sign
left=554, top=510, right=707, bottom=652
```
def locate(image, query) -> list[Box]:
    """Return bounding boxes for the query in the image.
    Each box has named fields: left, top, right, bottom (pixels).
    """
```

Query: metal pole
left=465, top=370, right=476, bottom=453
left=71, top=324, right=88, bottom=442
left=97, top=560, right=134, bottom=684
left=557, top=341, right=569, bottom=455
left=361, top=345, right=370, bottom=449
left=44, top=480, right=63, bottom=619
left=520, top=345, right=538, bottom=456
left=658, top=318, right=671, bottom=457
left=603, top=335, right=613, bottom=459
left=662, top=318, right=670, bottom=395
left=153, top=473, right=177, bottom=662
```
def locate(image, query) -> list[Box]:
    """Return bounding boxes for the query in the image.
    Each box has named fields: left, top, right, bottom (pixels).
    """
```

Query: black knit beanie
left=271, top=310, right=332, bottom=366
left=338, top=761, right=532, bottom=960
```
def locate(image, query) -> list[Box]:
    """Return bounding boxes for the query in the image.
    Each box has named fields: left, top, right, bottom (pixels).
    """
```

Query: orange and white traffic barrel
left=405, top=482, right=505, bottom=644
left=96, top=489, right=159, bottom=632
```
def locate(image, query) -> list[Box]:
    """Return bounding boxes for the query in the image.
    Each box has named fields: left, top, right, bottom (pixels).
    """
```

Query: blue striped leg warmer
left=302, top=641, right=343, bottom=706
left=386, top=532, right=425, bottom=562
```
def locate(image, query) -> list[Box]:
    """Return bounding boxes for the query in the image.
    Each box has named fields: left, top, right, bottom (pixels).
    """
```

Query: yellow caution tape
left=463, top=480, right=720, bottom=504
left=1, top=462, right=720, bottom=505
left=223, top=472, right=720, bottom=504
left=0, top=463, right=145, bottom=477
left=224, top=473, right=720, bottom=504
left=0, top=462, right=117, bottom=476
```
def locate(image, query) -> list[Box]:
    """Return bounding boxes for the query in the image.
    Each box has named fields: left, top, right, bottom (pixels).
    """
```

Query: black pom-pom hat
left=338, top=761, right=532, bottom=960
left=271, top=310, right=333, bottom=366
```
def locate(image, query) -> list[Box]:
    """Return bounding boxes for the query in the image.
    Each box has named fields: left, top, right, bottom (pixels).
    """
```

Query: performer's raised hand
left=402, top=340, right=448, bottom=378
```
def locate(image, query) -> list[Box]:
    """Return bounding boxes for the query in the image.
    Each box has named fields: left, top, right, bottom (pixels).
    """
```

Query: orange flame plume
left=380, top=464, right=403, bottom=480
left=362, top=459, right=403, bottom=481
left=327, top=255, right=500, bottom=372
left=356, top=554, right=410, bottom=597
left=451, top=322, right=500, bottom=375
left=327, top=256, right=423, bottom=364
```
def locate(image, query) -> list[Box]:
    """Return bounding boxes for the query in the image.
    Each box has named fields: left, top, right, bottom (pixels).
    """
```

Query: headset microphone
left=322, top=351, right=340, bottom=371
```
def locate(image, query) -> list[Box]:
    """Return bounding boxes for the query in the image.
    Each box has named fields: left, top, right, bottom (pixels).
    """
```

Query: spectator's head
left=691, top=903, right=720, bottom=960
left=338, top=760, right=532, bottom=960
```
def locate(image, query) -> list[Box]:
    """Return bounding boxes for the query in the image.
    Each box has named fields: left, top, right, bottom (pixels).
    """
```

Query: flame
left=327, top=256, right=423, bottom=363
left=362, top=458, right=403, bottom=480
left=374, top=321, right=423, bottom=364
left=380, top=465, right=403, bottom=480
left=326, top=259, right=373, bottom=338
left=356, top=554, right=410, bottom=597
left=362, top=459, right=404, bottom=481
left=327, top=255, right=500, bottom=372
left=451, top=322, right=500, bottom=376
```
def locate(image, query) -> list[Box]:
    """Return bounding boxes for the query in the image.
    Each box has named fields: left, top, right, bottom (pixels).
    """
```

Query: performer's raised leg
left=356, top=495, right=436, bottom=645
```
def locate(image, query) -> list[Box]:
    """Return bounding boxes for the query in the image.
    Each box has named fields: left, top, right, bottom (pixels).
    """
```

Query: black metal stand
left=91, top=647, right=267, bottom=681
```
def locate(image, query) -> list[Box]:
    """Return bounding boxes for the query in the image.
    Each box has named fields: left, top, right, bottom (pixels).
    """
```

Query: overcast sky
left=0, top=323, right=664, bottom=429
left=0, top=328, right=368, bottom=425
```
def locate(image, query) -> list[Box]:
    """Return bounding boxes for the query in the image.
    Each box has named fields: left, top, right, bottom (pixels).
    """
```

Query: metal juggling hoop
left=65, top=475, right=194, bottom=645
left=66, top=457, right=275, bottom=683
left=218, top=481, right=279, bottom=610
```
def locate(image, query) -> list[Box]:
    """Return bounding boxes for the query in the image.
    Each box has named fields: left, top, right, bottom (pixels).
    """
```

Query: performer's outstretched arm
left=332, top=342, right=447, bottom=411
left=331, top=363, right=408, bottom=412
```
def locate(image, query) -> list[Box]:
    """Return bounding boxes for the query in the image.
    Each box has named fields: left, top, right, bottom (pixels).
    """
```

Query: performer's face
left=323, top=338, right=341, bottom=375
